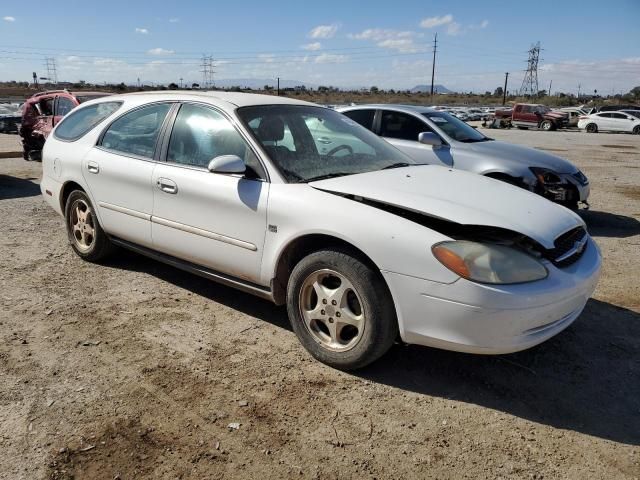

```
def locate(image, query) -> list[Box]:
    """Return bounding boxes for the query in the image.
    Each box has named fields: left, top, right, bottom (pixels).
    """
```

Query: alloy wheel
left=69, top=198, right=96, bottom=252
left=298, top=269, right=365, bottom=352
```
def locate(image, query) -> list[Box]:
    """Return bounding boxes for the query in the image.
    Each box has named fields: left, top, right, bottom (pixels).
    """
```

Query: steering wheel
left=326, top=144, right=353, bottom=157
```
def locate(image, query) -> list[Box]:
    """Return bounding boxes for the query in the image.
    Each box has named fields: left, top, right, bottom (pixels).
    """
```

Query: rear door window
left=55, top=101, right=122, bottom=141
left=100, top=103, right=172, bottom=158
left=380, top=111, right=427, bottom=141
left=342, top=109, right=375, bottom=131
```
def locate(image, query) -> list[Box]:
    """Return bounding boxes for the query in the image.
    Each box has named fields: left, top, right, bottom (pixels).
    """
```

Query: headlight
left=432, top=241, right=548, bottom=284
left=530, top=167, right=562, bottom=184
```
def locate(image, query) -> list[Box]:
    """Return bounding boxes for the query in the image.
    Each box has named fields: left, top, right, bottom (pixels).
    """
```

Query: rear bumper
left=382, top=237, right=601, bottom=354
left=40, top=174, right=63, bottom=216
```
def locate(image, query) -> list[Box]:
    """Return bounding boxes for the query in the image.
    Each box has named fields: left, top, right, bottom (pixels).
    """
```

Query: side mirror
left=207, top=154, right=246, bottom=174
left=418, top=132, right=443, bottom=147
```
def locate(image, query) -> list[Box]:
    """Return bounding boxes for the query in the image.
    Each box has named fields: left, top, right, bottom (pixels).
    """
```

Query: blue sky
left=1, top=0, right=639, bottom=93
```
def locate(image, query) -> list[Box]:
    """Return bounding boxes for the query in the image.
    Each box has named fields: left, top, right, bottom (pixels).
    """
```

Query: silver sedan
left=338, top=104, right=590, bottom=209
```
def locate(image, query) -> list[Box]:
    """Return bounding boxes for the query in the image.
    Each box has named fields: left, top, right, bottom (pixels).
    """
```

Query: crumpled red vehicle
left=20, top=90, right=111, bottom=160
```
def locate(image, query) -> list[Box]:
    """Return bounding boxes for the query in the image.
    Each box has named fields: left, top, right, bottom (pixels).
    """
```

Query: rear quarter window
left=54, top=101, right=122, bottom=141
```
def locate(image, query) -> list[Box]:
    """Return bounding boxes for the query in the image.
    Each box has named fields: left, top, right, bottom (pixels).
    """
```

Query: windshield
left=421, top=111, right=488, bottom=142
left=237, top=105, right=420, bottom=183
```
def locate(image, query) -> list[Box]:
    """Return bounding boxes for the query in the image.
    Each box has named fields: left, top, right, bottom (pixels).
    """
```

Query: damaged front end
left=339, top=193, right=589, bottom=269
left=530, top=167, right=589, bottom=209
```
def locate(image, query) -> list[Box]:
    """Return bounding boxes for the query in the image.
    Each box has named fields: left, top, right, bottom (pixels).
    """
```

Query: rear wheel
left=586, top=123, right=598, bottom=133
left=286, top=248, right=398, bottom=370
left=65, top=190, right=114, bottom=262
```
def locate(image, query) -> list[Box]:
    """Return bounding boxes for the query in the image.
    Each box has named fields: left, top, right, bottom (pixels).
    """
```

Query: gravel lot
left=0, top=128, right=639, bottom=479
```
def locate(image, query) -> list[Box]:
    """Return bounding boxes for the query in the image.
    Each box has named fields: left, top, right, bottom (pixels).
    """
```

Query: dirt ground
left=0, top=128, right=639, bottom=480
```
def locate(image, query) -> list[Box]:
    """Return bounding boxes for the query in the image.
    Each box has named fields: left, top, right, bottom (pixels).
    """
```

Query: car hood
left=309, top=165, right=583, bottom=249
left=461, top=140, right=578, bottom=173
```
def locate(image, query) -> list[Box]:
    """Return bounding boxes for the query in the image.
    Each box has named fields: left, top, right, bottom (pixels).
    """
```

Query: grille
left=545, top=227, right=588, bottom=267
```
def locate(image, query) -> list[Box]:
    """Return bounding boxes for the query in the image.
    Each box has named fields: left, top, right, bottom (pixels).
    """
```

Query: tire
left=586, top=123, right=598, bottom=133
left=633, top=126, right=640, bottom=135
left=541, top=120, right=554, bottom=131
left=64, top=190, right=114, bottom=262
left=286, top=248, right=398, bottom=370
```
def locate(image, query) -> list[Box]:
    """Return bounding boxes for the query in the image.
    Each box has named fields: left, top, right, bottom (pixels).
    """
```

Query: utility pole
left=548, top=79, right=552, bottom=97
left=277, top=77, right=280, bottom=96
left=430, top=32, right=438, bottom=98
left=503, top=72, right=509, bottom=105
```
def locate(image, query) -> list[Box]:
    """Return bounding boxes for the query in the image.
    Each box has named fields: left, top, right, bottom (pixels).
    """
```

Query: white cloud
left=446, top=22, right=462, bottom=36
left=147, top=48, right=175, bottom=55
left=480, top=19, right=489, bottom=28
left=302, top=42, right=322, bottom=51
left=169, top=18, right=179, bottom=23
left=309, top=24, right=339, bottom=39
left=3, top=16, right=16, bottom=22
left=259, top=54, right=276, bottom=63
left=419, top=14, right=452, bottom=28
left=377, top=38, right=418, bottom=53
left=135, top=27, right=149, bottom=34
left=315, top=53, right=348, bottom=64
left=348, top=28, right=422, bottom=52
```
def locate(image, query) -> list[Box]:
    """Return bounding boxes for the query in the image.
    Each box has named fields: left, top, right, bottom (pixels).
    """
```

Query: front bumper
left=382, top=236, right=601, bottom=354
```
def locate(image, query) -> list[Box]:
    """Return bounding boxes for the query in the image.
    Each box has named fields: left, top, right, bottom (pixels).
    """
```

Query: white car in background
left=578, top=111, right=640, bottom=134
left=40, top=92, right=601, bottom=370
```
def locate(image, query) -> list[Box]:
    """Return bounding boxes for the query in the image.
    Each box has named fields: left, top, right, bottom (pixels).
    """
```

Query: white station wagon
left=41, top=92, right=601, bottom=370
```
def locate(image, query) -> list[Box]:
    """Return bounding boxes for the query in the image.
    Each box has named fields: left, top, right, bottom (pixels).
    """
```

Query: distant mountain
left=410, top=84, right=454, bottom=94
left=213, top=78, right=316, bottom=90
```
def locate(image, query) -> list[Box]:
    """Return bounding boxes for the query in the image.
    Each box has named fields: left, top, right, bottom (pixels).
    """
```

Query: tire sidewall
left=286, top=249, right=397, bottom=370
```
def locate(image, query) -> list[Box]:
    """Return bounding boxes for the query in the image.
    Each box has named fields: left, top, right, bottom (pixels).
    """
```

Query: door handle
left=317, top=136, right=332, bottom=144
left=87, top=161, right=100, bottom=174
left=157, top=177, right=178, bottom=194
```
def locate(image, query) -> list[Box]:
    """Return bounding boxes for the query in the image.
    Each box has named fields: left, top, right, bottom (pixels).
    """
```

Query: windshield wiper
left=303, top=172, right=353, bottom=183
left=381, top=162, right=428, bottom=170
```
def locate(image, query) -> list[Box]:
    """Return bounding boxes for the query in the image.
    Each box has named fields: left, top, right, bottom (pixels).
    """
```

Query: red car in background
left=19, top=90, right=111, bottom=160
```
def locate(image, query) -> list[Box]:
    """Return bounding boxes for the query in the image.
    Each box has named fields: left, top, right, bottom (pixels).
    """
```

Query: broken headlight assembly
left=432, top=241, right=548, bottom=285
left=530, top=167, right=562, bottom=185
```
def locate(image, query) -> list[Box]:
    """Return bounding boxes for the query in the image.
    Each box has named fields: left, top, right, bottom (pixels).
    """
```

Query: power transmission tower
left=44, top=57, right=58, bottom=86
left=519, top=42, right=541, bottom=97
left=430, top=33, right=438, bottom=98
left=200, top=55, right=216, bottom=89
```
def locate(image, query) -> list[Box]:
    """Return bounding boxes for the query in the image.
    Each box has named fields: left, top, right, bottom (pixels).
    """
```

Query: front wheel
left=286, top=249, right=398, bottom=370
left=65, top=190, right=114, bottom=262
left=633, top=125, right=640, bottom=135
left=586, top=123, right=598, bottom=133
left=541, top=120, right=554, bottom=131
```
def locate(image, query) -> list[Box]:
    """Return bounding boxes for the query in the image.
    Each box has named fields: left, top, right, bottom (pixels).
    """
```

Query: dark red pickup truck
left=493, top=103, right=569, bottom=131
